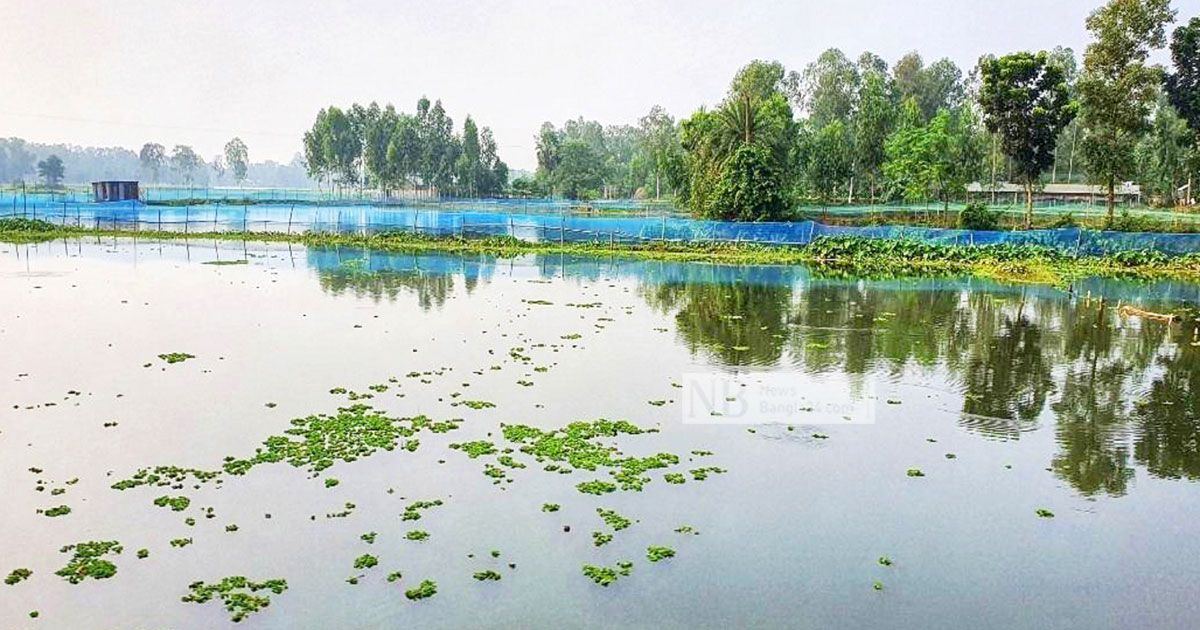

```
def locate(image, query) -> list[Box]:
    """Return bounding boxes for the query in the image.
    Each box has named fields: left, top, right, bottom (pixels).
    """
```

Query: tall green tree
left=139, top=142, right=166, bottom=183
left=1165, top=17, right=1200, bottom=204
left=223, top=137, right=249, bottom=185
left=1078, top=0, right=1176, bottom=222
left=170, top=145, right=202, bottom=185
left=979, top=51, right=1077, bottom=227
left=853, top=59, right=898, bottom=202
left=1136, top=94, right=1196, bottom=205
left=36, top=154, right=64, bottom=188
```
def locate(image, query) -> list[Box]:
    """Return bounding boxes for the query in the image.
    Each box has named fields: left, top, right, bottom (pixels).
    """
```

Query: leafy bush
left=958, top=202, right=1001, bottom=231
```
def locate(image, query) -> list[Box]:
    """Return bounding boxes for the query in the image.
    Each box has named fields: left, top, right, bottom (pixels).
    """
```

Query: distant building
left=966, top=182, right=1141, bottom=205
left=92, top=180, right=139, bottom=202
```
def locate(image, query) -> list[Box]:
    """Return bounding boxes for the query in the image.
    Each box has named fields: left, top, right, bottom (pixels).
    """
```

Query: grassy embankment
left=3, top=217, right=1200, bottom=287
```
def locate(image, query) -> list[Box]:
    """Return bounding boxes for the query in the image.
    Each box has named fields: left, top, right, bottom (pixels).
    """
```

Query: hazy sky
left=3, top=0, right=1198, bottom=170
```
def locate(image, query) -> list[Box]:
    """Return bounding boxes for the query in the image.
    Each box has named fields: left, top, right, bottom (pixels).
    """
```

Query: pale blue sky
left=2, top=0, right=1197, bottom=170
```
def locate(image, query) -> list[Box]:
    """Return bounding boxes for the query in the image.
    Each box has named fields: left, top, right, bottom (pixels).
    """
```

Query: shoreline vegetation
left=4, top=217, right=1200, bottom=287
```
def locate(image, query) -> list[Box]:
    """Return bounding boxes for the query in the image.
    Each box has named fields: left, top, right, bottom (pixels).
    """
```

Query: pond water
left=2, top=237, right=1200, bottom=629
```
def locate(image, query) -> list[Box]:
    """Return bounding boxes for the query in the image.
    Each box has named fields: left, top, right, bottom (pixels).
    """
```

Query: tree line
left=533, top=0, right=1199, bottom=226
left=301, top=99, right=508, bottom=198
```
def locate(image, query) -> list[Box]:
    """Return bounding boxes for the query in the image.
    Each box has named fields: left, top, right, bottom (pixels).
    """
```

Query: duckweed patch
left=405, top=579, right=437, bottom=600
left=405, top=530, right=430, bottom=541
left=158, top=352, right=196, bottom=364
left=353, top=554, right=378, bottom=570
left=182, top=576, right=288, bottom=623
left=582, top=564, right=619, bottom=587
left=1036, top=508, right=1055, bottom=518
left=5, top=568, right=32, bottom=585
left=596, top=508, right=632, bottom=531
left=153, top=495, right=191, bottom=512
left=473, top=570, right=502, bottom=581
left=646, top=546, right=675, bottom=562
left=593, top=532, right=614, bottom=547
left=906, top=468, right=925, bottom=477
left=401, top=499, right=443, bottom=521
left=42, top=505, right=72, bottom=517
left=55, top=541, right=122, bottom=584
left=541, top=503, right=560, bottom=513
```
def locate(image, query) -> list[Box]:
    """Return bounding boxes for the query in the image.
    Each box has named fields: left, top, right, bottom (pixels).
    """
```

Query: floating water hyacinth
left=182, top=577, right=288, bottom=623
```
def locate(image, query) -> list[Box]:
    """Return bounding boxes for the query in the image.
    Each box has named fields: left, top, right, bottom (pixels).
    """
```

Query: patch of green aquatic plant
left=450, top=440, right=497, bottom=458
left=405, top=530, right=430, bottom=541
left=593, top=532, right=614, bottom=547
left=55, top=541, right=122, bottom=584
left=523, top=299, right=554, bottom=306
left=386, top=572, right=403, bottom=583
left=405, top=579, right=437, bottom=600
left=878, top=556, right=893, bottom=567
left=324, top=478, right=340, bottom=488
left=582, top=564, right=619, bottom=587
left=218, top=404, right=460, bottom=476
left=516, top=379, right=534, bottom=387
left=473, top=570, right=502, bottom=581
left=664, top=473, right=686, bottom=484
left=690, top=450, right=713, bottom=456
left=353, top=554, right=379, bottom=570
left=137, top=549, right=149, bottom=559
left=647, top=400, right=667, bottom=407
left=153, top=495, right=191, bottom=512
left=689, top=467, right=726, bottom=481
left=325, top=502, right=356, bottom=519
left=577, top=480, right=617, bottom=495
left=596, top=508, right=632, bottom=531
left=542, top=503, right=560, bottom=512
left=41, top=505, right=71, bottom=517
left=182, top=576, right=288, bottom=623
left=873, top=581, right=884, bottom=591
left=111, top=466, right=222, bottom=491
left=360, top=532, right=377, bottom=544
left=400, top=499, right=443, bottom=521
left=675, top=525, right=697, bottom=535
left=906, top=468, right=925, bottom=477
left=455, top=400, right=495, bottom=410
left=226, top=524, right=239, bottom=533
left=646, top=546, right=675, bottom=562
left=158, top=352, right=195, bottom=364
left=1036, top=508, right=1055, bottom=518
left=5, top=568, right=32, bottom=585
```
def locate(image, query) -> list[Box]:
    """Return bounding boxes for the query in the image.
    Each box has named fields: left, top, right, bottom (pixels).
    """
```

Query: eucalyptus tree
left=223, top=137, right=249, bottom=185
left=139, top=142, right=166, bottom=183
left=979, top=51, right=1077, bottom=227
left=852, top=54, right=898, bottom=202
left=1078, top=0, right=1175, bottom=222
left=169, top=145, right=203, bottom=185
left=36, top=154, right=64, bottom=188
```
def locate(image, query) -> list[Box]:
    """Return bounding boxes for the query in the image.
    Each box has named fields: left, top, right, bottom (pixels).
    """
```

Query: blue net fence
left=5, top=199, right=1200, bottom=257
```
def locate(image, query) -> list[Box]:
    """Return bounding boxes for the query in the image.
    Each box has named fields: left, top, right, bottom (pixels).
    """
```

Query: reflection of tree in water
left=958, top=296, right=1053, bottom=427
left=640, top=274, right=1200, bottom=498
left=318, top=268, right=455, bottom=311
left=1133, top=335, right=1200, bottom=481
left=641, top=281, right=792, bottom=366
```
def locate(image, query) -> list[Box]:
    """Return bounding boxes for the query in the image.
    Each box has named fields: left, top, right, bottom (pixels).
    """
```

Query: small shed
left=92, top=181, right=139, bottom=202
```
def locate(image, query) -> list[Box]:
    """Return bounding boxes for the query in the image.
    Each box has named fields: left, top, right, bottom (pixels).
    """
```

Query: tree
left=1136, top=94, right=1195, bottom=205
left=224, top=137, right=249, bottom=185
left=210, top=155, right=226, bottom=183
left=710, top=143, right=789, bottom=221
left=806, top=120, right=851, bottom=205
left=552, top=139, right=604, bottom=199
left=883, top=104, right=980, bottom=213
left=979, top=51, right=1077, bottom=227
left=803, top=48, right=860, bottom=128
left=455, top=116, right=481, bottom=197
left=1165, top=17, right=1200, bottom=204
left=36, top=154, right=64, bottom=188
left=638, top=105, right=683, bottom=199
left=1078, top=0, right=1176, bottom=222
left=139, top=143, right=166, bottom=183
left=170, top=145, right=202, bottom=185
left=853, top=64, right=898, bottom=202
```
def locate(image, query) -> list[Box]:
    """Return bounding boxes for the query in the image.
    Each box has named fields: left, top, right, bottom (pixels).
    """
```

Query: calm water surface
left=2, top=237, right=1200, bottom=629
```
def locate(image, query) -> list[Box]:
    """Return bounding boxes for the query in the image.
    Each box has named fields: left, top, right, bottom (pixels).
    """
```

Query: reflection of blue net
left=5, top=196, right=1200, bottom=256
